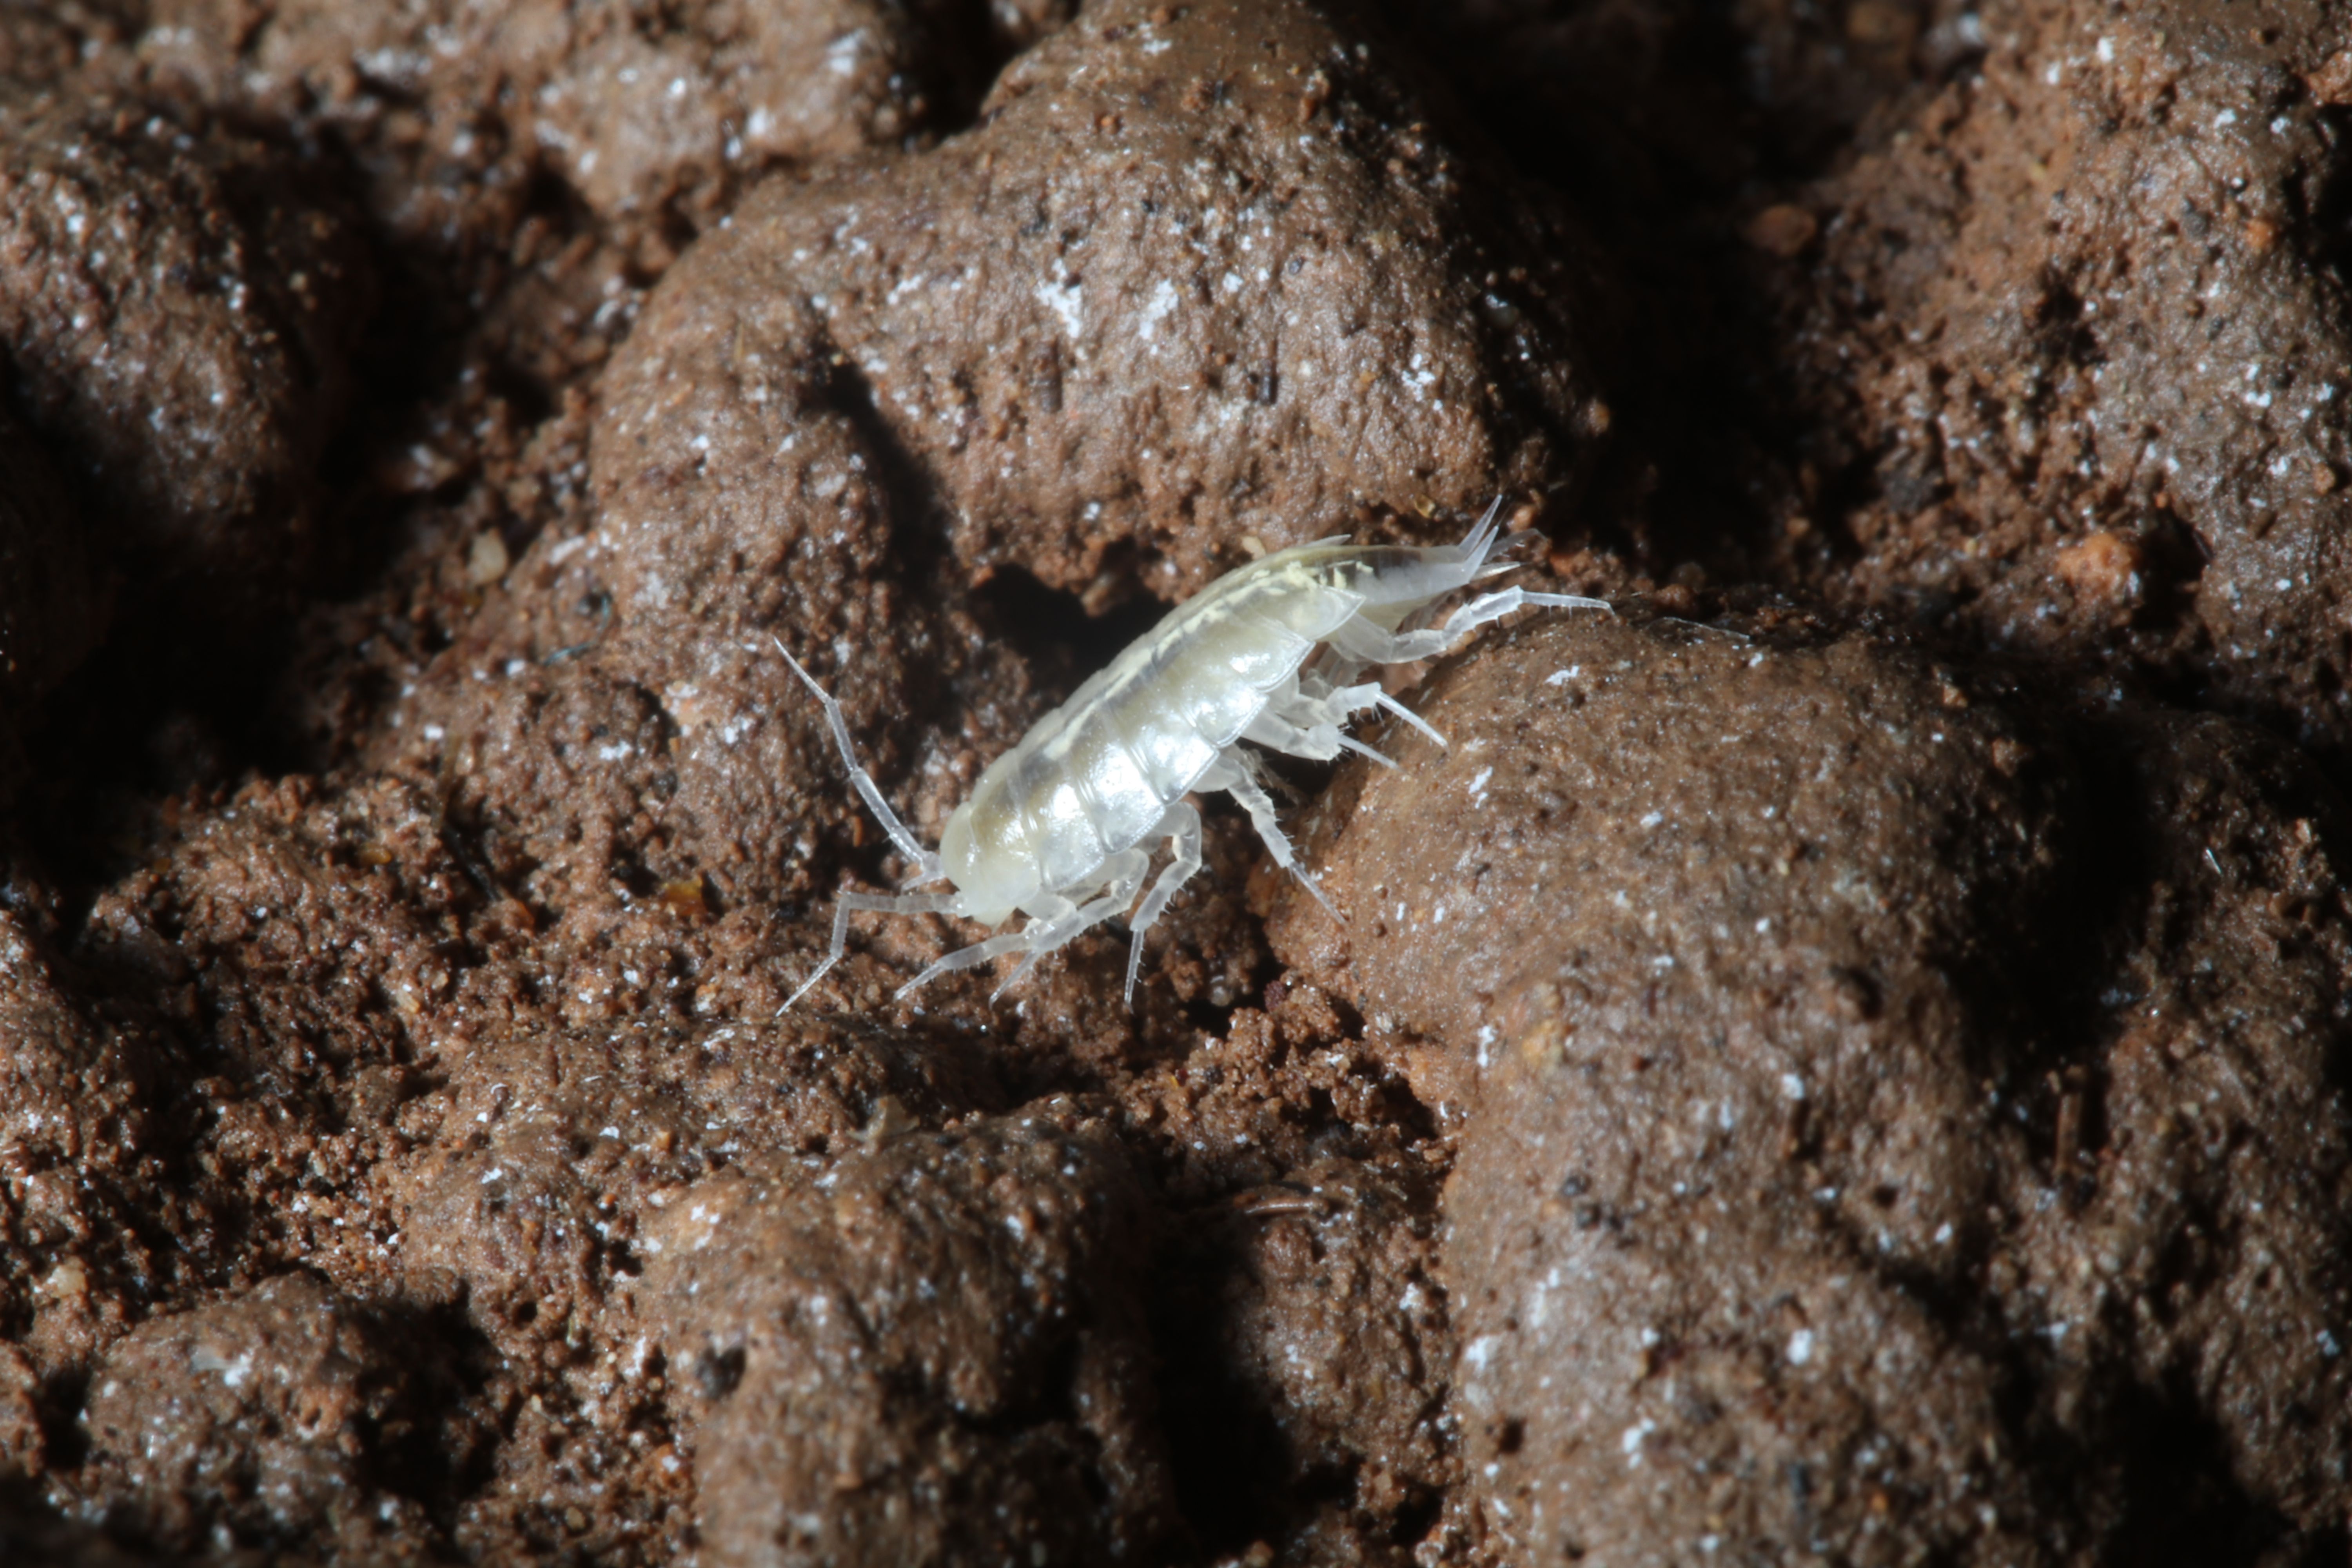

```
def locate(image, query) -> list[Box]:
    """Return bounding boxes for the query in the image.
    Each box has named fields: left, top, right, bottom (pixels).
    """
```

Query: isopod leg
left=1124, top=801, right=1204, bottom=1006
left=893, top=921, right=1051, bottom=1000
left=990, top=848, right=1151, bottom=1000
left=1375, top=691, right=1448, bottom=749
left=1247, top=680, right=1398, bottom=767
left=1436, top=586, right=1611, bottom=641
left=780, top=889, right=964, bottom=1013
left=771, top=637, right=945, bottom=884
left=1314, top=679, right=1431, bottom=757
left=1328, top=588, right=1610, bottom=670
left=1242, top=706, right=1392, bottom=768
left=1326, top=615, right=1454, bottom=666
left=1204, top=752, right=1345, bottom=925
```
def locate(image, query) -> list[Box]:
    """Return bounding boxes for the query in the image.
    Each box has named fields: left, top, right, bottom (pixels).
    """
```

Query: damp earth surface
left=2, top=0, right=2351, bottom=1564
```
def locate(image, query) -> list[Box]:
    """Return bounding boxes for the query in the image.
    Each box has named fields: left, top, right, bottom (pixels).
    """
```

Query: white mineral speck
left=1621, top=1418, right=1655, bottom=1465
left=1036, top=275, right=1084, bottom=341
left=1138, top=278, right=1178, bottom=343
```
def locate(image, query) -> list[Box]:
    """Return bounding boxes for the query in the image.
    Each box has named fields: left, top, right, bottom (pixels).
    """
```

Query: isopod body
left=779, top=503, right=1607, bottom=1009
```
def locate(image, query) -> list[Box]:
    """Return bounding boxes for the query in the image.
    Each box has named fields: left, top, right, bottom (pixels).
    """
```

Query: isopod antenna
left=772, top=636, right=946, bottom=887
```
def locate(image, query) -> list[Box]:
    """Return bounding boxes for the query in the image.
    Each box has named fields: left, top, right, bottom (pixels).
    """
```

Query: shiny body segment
left=953, top=546, right=1379, bottom=893
left=778, top=503, right=1608, bottom=1009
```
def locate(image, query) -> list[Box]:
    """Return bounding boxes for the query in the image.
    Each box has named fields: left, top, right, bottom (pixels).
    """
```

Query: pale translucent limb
left=1376, top=691, right=1447, bottom=749
left=1124, top=801, right=1204, bottom=1006
left=1242, top=705, right=1393, bottom=768
left=1297, top=674, right=1388, bottom=718
left=1298, top=655, right=1447, bottom=750
left=1297, top=658, right=1446, bottom=748
left=1327, top=588, right=1610, bottom=668
left=892, top=891, right=1076, bottom=1000
left=1252, top=680, right=1398, bottom=767
left=1326, top=611, right=1447, bottom=666
left=1204, top=751, right=1344, bottom=924
left=1441, top=586, right=1613, bottom=639
left=771, top=636, right=944, bottom=882
left=780, top=889, right=964, bottom=1013
left=989, top=848, right=1151, bottom=1000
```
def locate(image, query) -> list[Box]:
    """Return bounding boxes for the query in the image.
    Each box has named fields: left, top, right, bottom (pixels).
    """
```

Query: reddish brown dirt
left=2, top=0, right=2350, bottom=1564
left=1269, top=607, right=2352, bottom=1563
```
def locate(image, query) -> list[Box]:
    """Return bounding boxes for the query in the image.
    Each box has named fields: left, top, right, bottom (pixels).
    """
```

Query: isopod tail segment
left=775, top=498, right=1610, bottom=1013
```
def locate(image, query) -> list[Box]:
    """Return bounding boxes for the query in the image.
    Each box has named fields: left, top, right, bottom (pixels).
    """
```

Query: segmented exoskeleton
left=778, top=502, right=1607, bottom=1009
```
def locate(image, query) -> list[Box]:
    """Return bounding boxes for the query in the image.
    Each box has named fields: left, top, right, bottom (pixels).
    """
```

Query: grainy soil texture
left=3, top=0, right=2352, bottom=1564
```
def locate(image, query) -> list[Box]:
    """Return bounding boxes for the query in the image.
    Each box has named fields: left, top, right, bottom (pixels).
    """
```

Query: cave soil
left=2, top=0, right=2350, bottom=1563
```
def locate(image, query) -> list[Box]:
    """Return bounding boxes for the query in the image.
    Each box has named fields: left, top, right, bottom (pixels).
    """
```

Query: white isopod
left=777, top=501, right=1607, bottom=1009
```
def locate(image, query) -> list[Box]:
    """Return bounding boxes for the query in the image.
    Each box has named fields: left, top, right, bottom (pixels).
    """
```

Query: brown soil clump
left=71, top=1273, right=456, bottom=1554
left=590, top=0, right=1616, bottom=609
left=1763, top=0, right=2352, bottom=755
left=648, top=1105, right=1171, bottom=1565
left=0, top=93, right=370, bottom=630
left=1269, top=608, right=2352, bottom=1562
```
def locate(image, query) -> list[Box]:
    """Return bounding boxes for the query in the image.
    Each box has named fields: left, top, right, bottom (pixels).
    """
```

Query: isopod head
left=938, top=803, right=1031, bottom=928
